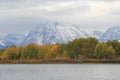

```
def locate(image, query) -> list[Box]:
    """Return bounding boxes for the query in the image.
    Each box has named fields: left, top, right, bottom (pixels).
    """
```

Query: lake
left=0, top=64, right=120, bottom=80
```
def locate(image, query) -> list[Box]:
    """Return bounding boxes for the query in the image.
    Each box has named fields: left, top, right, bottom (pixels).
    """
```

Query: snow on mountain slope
left=0, top=21, right=120, bottom=49
left=99, top=26, right=120, bottom=41
left=1, top=33, right=26, bottom=48
left=22, top=22, right=89, bottom=46
left=90, top=30, right=103, bottom=39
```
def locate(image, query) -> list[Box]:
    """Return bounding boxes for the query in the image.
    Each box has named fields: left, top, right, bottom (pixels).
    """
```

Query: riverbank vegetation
left=0, top=37, right=120, bottom=63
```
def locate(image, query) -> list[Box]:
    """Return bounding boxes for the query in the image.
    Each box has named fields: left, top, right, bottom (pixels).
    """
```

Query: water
left=0, top=64, right=120, bottom=80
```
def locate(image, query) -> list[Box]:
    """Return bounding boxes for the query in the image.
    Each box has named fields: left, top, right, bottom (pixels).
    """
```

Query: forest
left=0, top=37, right=120, bottom=63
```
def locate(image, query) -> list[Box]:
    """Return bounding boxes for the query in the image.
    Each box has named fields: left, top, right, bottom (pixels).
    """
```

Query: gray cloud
left=0, top=0, right=120, bottom=33
left=0, top=0, right=118, bottom=9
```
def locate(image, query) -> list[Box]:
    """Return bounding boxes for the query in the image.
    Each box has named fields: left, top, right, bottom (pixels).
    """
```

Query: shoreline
left=1, top=59, right=120, bottom=64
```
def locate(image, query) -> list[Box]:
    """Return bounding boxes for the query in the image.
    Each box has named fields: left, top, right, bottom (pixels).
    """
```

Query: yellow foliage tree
left=50, top=45, right=58, bottom=59
left=2, top=47, right=19, bottom=60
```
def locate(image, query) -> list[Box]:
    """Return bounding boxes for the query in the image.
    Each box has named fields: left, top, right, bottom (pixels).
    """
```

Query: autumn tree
left=24, top=43, right=39, bottom=59
left=17, top=46, right=25, bottom=59
left=58, top=44, right=68, bottom=59
left=107, top=40, right=119, bottom=49
left=50, top=44, right=58, bottom=59
left=0, top=49, right=4, bottom=60
left=86, top=37, right=98, bottom=58
left=107, top=40, right=120, bottom=57
left=66, top=38, right=86, bottom=59
left=37, top=45, right=48, bottom=59
left=115, top=44, right=120, bottom=57
left=43, top=44, right=52, bottom=59
left=94, top=43, right=115, bottom=59
left=2, top=47, right=19, bottom=60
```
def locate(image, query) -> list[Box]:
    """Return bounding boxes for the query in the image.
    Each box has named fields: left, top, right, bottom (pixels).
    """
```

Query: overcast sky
left=0, top=0, right=120, bottom=33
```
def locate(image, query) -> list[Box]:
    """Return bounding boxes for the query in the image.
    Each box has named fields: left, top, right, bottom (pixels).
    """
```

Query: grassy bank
left=1, top=59, right=120, bottom=64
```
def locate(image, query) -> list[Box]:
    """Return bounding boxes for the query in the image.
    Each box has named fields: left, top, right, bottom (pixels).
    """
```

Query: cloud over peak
left=0, top=0, right=120, bottom=33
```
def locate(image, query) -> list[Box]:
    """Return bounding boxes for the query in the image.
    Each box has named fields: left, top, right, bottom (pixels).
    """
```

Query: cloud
left=0, top=0, right=120, bottom=33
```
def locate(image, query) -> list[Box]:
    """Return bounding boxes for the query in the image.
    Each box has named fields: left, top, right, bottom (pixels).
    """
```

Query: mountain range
left=0, top=22, right=120, bottom=48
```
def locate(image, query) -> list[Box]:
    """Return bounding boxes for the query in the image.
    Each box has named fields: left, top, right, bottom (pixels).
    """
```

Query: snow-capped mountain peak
left=0, top=22, right=120, bottom=49
left=100, top=26, right=120, bottom=41
left=22, top=22, right=89, bottom=46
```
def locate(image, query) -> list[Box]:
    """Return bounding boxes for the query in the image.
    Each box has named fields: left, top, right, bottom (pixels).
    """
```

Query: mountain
left=22, top=22, right=89, bottom=46
left=0, top=33, right=26, bottom=48
left=99, top=26, right=120, bottom=42
left=91, top=30, right=103, bottom=39
left=0, top=21, right=120, bottom=49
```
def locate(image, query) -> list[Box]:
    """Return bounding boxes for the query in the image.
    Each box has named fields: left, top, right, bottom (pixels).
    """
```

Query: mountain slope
left=91, top=30, right=103, bottom=39
left=22, top=22, right=89, bottom=46
left=99, top=26, right=120, bottom=41
left=0, top=22, right=120, bottom=49
left=0, top=33, right=26, bottom=48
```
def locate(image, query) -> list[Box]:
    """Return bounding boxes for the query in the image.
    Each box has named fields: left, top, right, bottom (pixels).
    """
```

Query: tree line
left=0, top=37, right=120, bottom=60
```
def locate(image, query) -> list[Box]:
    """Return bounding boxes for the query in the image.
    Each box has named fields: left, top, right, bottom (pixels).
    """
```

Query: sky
left=0, top=0, right=120, bottom=34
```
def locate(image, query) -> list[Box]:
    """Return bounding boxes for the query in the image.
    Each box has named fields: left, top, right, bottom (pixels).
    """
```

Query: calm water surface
left=0, top=64, right=120, bottom=80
